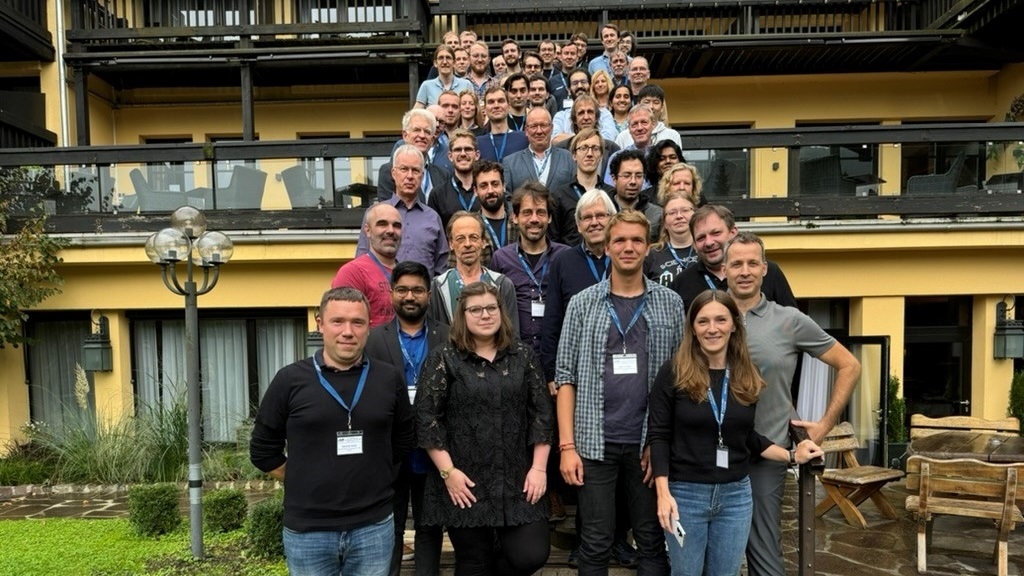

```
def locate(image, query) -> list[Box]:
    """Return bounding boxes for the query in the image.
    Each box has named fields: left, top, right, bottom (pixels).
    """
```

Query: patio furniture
left=905, top=456, right=1024, bottom=576
left=814, top=421, right=905, bottom=528
left=909, top=414, right=1020, bottom=440
left=130, top=168, right=188, bottom=211
left=214, top=165, right=267, bottom=209
left=280, top=165, right=327, bottom=208
left=905, top=151, right=966, bottom=195
left=984, top=171, right=1023, bottom=194
left=798, top=154, right=857, bottom=196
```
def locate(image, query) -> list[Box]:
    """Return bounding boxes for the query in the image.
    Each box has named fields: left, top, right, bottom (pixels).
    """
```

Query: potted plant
left=886, top=374, right=908, bottom=469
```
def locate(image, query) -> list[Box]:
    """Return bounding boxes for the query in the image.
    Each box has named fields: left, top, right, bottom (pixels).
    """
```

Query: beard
left=395, top=301, right=427, bottom=322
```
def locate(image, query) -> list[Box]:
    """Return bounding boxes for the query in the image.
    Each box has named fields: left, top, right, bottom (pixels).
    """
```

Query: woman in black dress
left=415, top=281, right=553, bottom=576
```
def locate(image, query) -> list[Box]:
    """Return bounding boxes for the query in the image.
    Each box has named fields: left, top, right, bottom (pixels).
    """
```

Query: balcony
left=2, top=122, right=1024, bottom=235
left=0, top=0, right=54, bottom=62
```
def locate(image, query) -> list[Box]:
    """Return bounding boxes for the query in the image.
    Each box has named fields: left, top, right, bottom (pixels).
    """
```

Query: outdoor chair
left=798, top=154, right=857, bottom=196
left=215, top=165, right=268, bottom=210
left=130, top=168, right=188, bottom=211
left=814, top=421, right=904, bottom=528
left=905, top=456, right=1024, bottom=576
left=280, top=165, right=327, bottom=208
left=905, top=151, right=966, bottom=194
left=909, top=414, right=1020, bottom=440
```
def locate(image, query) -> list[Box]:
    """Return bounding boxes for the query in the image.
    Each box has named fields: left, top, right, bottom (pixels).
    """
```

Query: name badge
left=531, top=301, right=545, bottom=317
left=562, top=98, right=573, bottom=109
left=612, top=353, right=638, bottom=375
left=716, top=447, right=729, bottom=469
left=336, top=431, right=364, bottom=456
left=407, top=387, right=417, bottom=404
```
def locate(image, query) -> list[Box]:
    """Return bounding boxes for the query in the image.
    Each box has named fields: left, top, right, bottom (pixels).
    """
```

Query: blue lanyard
left=707, top=369, right=730, bottom=446
left=667, top=245, right=694, bottom=269
left=703, top=273, right=718, bottom=291
left=454, top=178, right=477, bottom=211
left=312, top=352, right=370, bottom=430
left=483, top=216, right=507, bottom=248
left=532, top=148, right=551, bottom=180
left=571, top=182, right=585, bottom=200
left=367, top=251, right=392, bottom=282
left=489, top=132, right=508, bottom=159
left=556, top=73, right=568, bottom=94
left=516, top=249, right=549, bottom=297
left=397, top=322, right=428, bottom=386
left=605, top=293, right=647, bottom=352
left=508, top=114, right=525, bottom=132
left=422, top=167, right=432, bottom=196
left=580, top=245, right=609, bottom=282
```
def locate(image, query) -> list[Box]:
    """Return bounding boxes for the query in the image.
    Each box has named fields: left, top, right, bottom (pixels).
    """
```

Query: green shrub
left=886, top=375, right=907, bottom=443
left=1011, top=370, right=1024, bottom=435
left=0, top=456, right=54, bottom=485
left=128, top=483, right=182, bottom=536
left=203, top=447, right=265, bottom=482
left=204, top=488, right=248, bottom=533
left=246, top=493, right=284, bottom=559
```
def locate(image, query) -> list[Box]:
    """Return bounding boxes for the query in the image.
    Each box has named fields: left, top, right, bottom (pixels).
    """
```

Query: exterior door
left=904, top=297, right=973, bottom=417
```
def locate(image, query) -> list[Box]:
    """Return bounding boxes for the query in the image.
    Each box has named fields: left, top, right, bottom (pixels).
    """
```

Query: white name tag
left=612, top=353, right=638, bottom=375
left=716, top=447, right=729, bottom=469
left=336, top=431, right=364, bottom=456
left=407, top=387, right=417, bottom=404
left=562, top=98, right=573, bottom=109
left=531, top=301, right=545, bottom=317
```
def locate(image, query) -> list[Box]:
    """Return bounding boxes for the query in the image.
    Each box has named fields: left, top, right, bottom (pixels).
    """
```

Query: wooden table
left=909, top=431, right=1024, bottom=463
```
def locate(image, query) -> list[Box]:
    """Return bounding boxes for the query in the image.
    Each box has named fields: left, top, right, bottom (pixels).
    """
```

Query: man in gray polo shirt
left=724, top=231, right=860, bottom=576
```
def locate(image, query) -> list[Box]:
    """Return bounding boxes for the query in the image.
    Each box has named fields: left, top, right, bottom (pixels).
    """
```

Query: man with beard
left=427, top=211, right=519, bottom=335
left=377, top=109, right=451, bottom=202
left=427, top=129, right=480, bottom=229
left=550, top=128, right=615, bottom=245
left=669, top=204, right=797, bottom=311
left=332, top=203, right=403, bottom=327
left=552, top=87, right=619, bottom=145
left=365, top=261, right=450, bottom=576
left=360, top=146, right=450, bottom=276
left=550, top=42, right=580, bottom=108
left=501, top=38, right=523, bottom=74
left=467, top=40, right=496, bottom=100
left=472, top=159, right=519, bottom=254
left=504, top=73, right=530, bottom=132
left=527, top=72, right=559, bottom=119
left=609, top=49, right=629, bottom=88
left=502, top=108, right=575, bottom=196
left=475, top=86, right=529, bottom=161
left=490, top=182, right=570, bottom=355
left=609, top=148, right=662, bottom=241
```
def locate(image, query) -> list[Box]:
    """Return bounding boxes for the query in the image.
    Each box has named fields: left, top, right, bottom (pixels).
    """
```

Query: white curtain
left=255, top=319, right=304, bottom=401
left=28, top=319, right=93, bottom=433
left=796, top=354, right=831, bottom=424
left=200, top=320, right=249, bottom=442
left=134, top=320, right=187, bottom=411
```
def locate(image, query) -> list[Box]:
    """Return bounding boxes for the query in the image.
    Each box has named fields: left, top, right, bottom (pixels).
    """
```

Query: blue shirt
left=397, top=324, right=429, bottom=388
left=415, top=76, right=474, bottom=106
left=356, top=196, right=450, bottom=276
left=552, top=107, right=619, bottom=143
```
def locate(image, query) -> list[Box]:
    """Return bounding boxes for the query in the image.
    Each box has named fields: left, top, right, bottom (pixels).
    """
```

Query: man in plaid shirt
left=555, top=209, right=684, bottom=576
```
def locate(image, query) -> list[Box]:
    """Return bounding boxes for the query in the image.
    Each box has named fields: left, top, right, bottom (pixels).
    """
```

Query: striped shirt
left=554, top=278, right=685, bottom=460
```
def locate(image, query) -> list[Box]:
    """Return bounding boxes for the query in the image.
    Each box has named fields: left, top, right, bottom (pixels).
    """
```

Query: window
left=133, top=313, right=305, bottom=443
left=679, top=123, right=752, bottom=201
left=900, top=141, right=983, bottom=193
left=26, top=315, right=94, bottom=434
left=789, top=123, right=880, bottom=197
left=208, top=135, right=258, bottom=190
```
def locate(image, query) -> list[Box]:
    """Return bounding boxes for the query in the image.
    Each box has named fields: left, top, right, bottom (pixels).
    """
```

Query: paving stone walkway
left=1, top=474, right=1021, bottom=575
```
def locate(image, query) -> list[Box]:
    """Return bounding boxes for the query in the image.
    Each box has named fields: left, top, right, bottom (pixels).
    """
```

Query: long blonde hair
left=672, top=290, right=764, bottom=405
left=657, top=162, right=703, bottom=206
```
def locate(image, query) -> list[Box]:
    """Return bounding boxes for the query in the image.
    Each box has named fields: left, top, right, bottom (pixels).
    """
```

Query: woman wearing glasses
left=644, top=189, right=698, bottom=287
left=415, top=282, right=553, bottom=575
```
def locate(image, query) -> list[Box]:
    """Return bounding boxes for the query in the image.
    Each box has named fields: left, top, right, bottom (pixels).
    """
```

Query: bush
left=204, top=488, right=248, bottom=533
left=886, top=375, right=907, bottom=443
left=246, top=493, right=284, bottom=559
left=1011, top=370, right=1024, bottom=435
left=128, top=483, right=182, bottom=536
left=0, top=456, right=54, bottom=486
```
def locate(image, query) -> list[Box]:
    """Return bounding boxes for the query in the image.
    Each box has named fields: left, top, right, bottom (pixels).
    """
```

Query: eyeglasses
left=579, top=212, right=610, bottom=223
left=570, top=79, right=589, bottom=87
left=393, top=286, right=428, bottom=296
left=526, top=123, right=551, bottom=130
left=451, top=147, right=477, bottom=154
left=575, top=145, right=602, bottom=155
left=665, top=207, right=694, bottom=218
left=465, top=304, right=500, bottom=317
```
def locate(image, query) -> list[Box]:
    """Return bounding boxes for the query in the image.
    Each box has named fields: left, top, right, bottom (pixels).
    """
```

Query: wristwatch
left=440, top=465, right=455, bottom=479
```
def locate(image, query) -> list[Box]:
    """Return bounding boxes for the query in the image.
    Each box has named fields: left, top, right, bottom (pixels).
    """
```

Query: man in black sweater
left=250, top=287, right=414, bottom=576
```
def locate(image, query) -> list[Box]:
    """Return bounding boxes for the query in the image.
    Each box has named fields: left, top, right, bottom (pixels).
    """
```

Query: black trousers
left=447, top=519, right=550, bottom=576
left=390, top=462, right=444, bottom=576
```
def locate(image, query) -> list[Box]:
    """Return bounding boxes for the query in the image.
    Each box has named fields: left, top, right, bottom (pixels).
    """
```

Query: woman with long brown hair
left=415, top=281, right=553, bottom=575
left=647, top=290, right=823, bottom=576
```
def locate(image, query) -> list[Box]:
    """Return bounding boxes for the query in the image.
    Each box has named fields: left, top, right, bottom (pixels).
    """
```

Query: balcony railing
left=2, top=0, right=46, bottom=28
left=2, top=123, right=1024, bottom=234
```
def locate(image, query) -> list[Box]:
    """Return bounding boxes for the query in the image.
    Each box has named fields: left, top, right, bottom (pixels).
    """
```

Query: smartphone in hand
left=672, top=519, right=686, bottom=548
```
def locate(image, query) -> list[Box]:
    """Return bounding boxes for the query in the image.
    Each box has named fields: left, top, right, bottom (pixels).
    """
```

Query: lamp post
left=144, top=206, right=233, bottom=559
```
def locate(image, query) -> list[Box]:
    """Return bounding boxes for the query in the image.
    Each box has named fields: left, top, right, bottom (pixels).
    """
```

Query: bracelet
left=531, top=467, right=546, bottom=473
left=559, top=442, right=575, bottom=451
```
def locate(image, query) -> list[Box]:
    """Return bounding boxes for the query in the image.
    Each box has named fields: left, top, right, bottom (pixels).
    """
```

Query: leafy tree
left=0, top=167, right=67, bottom=347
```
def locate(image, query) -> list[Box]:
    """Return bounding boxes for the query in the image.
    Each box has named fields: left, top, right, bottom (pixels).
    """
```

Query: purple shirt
left=356, top=196, right=450, bottom=277
left=489, top=241, right=571, bottom=357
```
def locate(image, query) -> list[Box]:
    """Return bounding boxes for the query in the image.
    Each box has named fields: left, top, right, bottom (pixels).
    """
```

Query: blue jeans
left=666, top=477, right=753, bottom=576
left=283, top=513, right=394, bottom=576
left=577, top=443, right=669, bottom=576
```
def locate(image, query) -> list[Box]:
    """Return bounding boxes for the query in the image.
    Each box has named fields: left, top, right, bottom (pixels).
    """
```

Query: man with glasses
left=332, top=202, right=403, bottom=327
left=627, top=56, right=651, bottom=100
left=365, top=261, right=450, bottom=576
left=415, top=45, right=472, bottom=108
left=377, top=109, right=452, bottom=202
left=428, top=129, right=481, bottom=229
left=554, top=210, right=682, bottom=575
left=610, top=148, right=662, bottom=241
left=538, top=39, right=559, bottom=78
left=467, top=40, right=496, bottom=100
left=502, top=107, right=576, bottom=196
left=427, top=211, right=519, bottom=334
left=551, top=128, right=615, bottom=245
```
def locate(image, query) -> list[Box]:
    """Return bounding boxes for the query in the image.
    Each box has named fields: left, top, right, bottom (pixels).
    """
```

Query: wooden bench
left=814, top=421, right=905, bottom=528
left=909, top=414, right=1020, bottom=440
left=905, top=456, right=1024, bottom=576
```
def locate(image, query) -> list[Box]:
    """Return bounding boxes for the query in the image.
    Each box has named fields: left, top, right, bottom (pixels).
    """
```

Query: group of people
left=248, top=26, right=863, bottom=576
